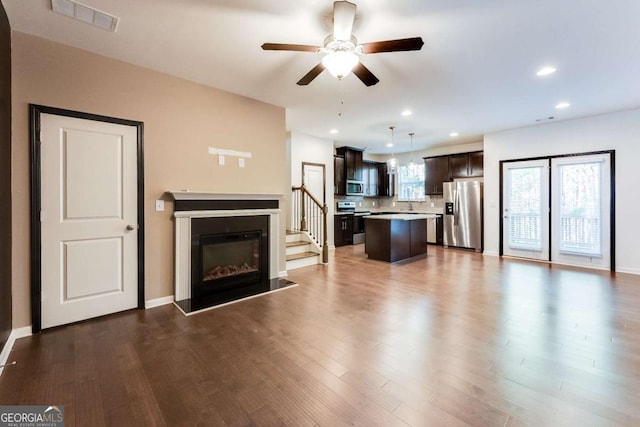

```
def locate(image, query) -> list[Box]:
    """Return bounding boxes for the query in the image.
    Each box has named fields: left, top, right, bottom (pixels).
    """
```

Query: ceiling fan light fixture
left=322, top=51, right=359, bottom=79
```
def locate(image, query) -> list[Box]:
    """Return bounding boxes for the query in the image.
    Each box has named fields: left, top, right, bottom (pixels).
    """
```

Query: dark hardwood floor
left=2, top=245, right=640, bottom=426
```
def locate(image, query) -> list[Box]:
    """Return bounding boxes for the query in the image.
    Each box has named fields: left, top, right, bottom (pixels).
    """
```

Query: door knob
left=126, top=224, right=137, bottom=231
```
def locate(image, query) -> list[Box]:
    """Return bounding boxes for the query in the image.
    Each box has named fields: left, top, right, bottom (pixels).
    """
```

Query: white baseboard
left=0, top=326, right=32, bottom=377
left=613, top=266, right=640, bottom=275
left=279, top=270, right=288, bottom=278
left=145, top=296, right=174, bottom=309
left=483, top=251, right=499, bottom=257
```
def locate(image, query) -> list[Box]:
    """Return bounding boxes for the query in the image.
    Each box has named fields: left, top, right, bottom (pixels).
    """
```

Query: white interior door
left=551, top=154, right=611, bottom=269
left=40, top=113, right=138, bottom=329
left=502, top=159, right=550, bottom=260
left=303, top=164, right=325, bottom=203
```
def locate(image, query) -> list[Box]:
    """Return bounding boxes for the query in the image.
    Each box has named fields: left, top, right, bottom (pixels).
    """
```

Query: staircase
left=287, top=184, right=329, bottom=271
left=286, top=230, right=321, bottom=270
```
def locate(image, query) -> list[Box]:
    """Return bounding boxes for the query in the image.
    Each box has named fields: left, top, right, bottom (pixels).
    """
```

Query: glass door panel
left=502, top=159, right=550, bottom=260
left=551, top=154, right=611, bottom=269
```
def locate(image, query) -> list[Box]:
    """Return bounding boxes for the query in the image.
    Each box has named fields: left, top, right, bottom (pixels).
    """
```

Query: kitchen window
left=397, top=163, right=425, bottom=201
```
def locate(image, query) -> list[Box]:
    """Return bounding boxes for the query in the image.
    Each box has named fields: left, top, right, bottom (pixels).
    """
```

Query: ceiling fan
left=261, top=1, right=424, bottom=86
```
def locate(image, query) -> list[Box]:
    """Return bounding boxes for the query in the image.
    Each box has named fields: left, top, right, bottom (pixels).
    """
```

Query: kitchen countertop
left=365, top=214, right=436, bottom=220
left=368, top=209, right=444, bottom=215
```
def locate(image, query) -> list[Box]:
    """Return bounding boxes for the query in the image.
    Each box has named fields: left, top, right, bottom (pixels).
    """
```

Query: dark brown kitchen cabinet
left=449, top=151, right=484, bottom=178
left=363, top=160, right=378, bottom=197
left=409, top=218, right=427, bottom=257
left=424, top=156, right=449, bottom=195
left=334, top=155, right=345, bottom=195
left=336, top=146, right=363, bottom=181
left=334, top=214, right=353, bottom=247
left=468, top=151, right=484, bottom=177
left=448, top=153, right=469, bottom=179
left=377, top=163, right=394, bottom=197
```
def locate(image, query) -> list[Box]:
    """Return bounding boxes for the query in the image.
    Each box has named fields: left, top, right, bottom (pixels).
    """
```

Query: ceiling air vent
left=51, top=0, right=119, bottom=32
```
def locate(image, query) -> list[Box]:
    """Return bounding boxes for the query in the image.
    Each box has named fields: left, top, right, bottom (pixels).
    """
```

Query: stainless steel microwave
left=346, top=180, right=364, bottom=196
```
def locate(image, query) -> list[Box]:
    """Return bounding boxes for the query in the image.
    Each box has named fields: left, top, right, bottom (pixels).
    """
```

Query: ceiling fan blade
left=261, top=43, right=320, bottom=52
left=297, top=63, right=326, bottom=85
left=360, top=37, right=424, bottom=54
left=352, top=62, right=379, bottom=86
left=333, top=1, right=357, bottom=41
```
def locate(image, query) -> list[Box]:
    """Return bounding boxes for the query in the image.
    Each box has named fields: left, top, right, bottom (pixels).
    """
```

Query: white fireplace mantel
left=168, top=191, right=283, bottom=201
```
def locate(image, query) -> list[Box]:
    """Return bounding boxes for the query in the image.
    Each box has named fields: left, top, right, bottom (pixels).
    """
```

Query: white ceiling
left=4, top=0, right=640, bottom=154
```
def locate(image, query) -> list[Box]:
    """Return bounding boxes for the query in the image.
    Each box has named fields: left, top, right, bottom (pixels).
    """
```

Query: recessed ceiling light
left=555, top=102, right=571, bottom=109
left=536, top=66, right=556, bottom=77
left=401, top=110, right=412, bottom=116
left=449, top=132, right=459, bottom=137
left=386, top=143, right=393, bottom=148
left=329, top=129, right=338, bottom=134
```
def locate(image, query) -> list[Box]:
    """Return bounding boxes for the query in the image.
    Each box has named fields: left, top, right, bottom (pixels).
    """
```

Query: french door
left=502, top=153, right=613, bottom=270
left=551, top=154, right=611, bottom=269
left=502, top=159, right=550, bottom=260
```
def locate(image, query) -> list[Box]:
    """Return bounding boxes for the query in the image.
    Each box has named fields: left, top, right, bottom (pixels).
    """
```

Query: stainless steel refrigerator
left=443, top=181, right=483, bottom=252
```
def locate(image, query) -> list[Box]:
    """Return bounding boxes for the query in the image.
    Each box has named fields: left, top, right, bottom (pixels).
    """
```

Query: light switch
left=219, top=155, right=225, bottom=165
left=155, top=200, right=165, bottom=212
left=239, top=158, right=245, bottom=168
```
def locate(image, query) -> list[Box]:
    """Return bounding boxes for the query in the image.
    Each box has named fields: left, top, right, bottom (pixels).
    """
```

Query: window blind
left=508, top=166, right=542, bottom=250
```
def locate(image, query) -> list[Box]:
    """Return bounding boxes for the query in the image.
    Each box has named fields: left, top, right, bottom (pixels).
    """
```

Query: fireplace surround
left=169, top=191, right=294, bottom=314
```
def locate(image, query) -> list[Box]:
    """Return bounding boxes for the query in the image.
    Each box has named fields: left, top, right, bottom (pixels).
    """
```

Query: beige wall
left=11, top=32, right=287, bottom=328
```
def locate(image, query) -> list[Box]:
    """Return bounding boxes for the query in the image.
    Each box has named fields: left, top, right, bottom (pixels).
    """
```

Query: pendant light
left=387, top=126, right=397, bottom=173
left=408, top=132, right=415, bottom=166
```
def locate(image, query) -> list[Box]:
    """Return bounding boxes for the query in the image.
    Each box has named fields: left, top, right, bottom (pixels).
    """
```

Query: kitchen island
left=364, top=214, right=435, bottom=262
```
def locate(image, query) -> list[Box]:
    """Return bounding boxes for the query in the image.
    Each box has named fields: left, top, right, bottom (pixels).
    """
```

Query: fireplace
left=201, top=232, right=260, bottom=283
left=190, top=215, right=269, bottom=310
left=170, top=192, right=297, bottom=315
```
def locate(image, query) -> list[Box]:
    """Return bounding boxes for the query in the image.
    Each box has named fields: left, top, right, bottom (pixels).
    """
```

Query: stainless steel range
left=337, top=201, right=370, bottom=244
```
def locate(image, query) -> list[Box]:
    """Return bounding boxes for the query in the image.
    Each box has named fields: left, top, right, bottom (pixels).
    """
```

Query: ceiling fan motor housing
left=322, top=34, right=359, bottom=54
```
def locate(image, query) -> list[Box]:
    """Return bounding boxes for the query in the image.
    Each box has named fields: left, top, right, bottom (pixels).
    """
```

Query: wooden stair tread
left=286, top=230, right=301, bottom=235
left=286, top=241, right=310, bottom=248
left=286, top=251, right=319, bottom=261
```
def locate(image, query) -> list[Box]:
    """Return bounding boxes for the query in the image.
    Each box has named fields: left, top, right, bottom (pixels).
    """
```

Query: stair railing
left=291, top=184, right=328, bottom=263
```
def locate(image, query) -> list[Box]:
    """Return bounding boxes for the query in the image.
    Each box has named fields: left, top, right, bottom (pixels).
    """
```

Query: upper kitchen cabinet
left=377, top=163, right=394, bottom=197
left=363, top=160, right=378, bottom=197
left=448, top=153, right=470, bottom=179
left=334, top=155, right=346, bottom=195
left=448, top=151, right=484, bottom=178
left=424, top=155, right=449, bottom=195
left=336, top=147, right=363, bottom=181
left=468, top=151, right=484, bottom=177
